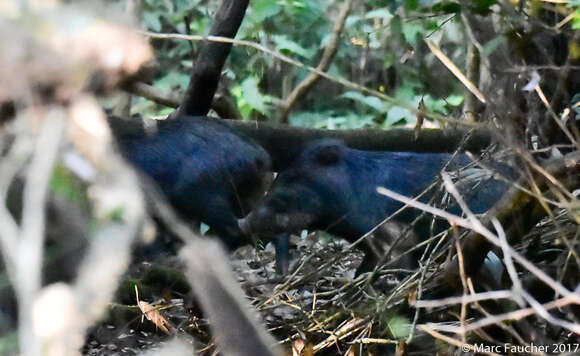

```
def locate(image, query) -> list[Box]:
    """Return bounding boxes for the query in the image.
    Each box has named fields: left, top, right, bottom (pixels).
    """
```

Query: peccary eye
left=315, top=145, right=340, bottom=166
left=255, top=158, right=265, bottom=170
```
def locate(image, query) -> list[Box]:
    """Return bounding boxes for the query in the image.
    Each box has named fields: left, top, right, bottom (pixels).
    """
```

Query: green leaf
left=470, top=0, right=497, bottom=15
left=143, top=11, right=162, bottom=32
left=325, top=113, right=375, bottom=129
left=288, top=0, right=325, bottom=21
left=289, top=111, right=319, bottom=127
left=432, top=1, right=462, bottom=14
left=131, top=97, right=174, bottom=117
left=272, top=35, right=313, bottom=58
left=250, top=0, right=282, bottom=22
left=290, top=111, right=334, bottom=128
left=364, top=8, right=393, bottom=21
left=345, top=14, right=361, bottom=28
left=395, top=82, right=418, bottom=102
left=50, top=165, right=85, bottom=202
left=240, top=77, right=270, bottom=115
left=385, top=106, right=413, bottom=127
left=573, top=8, right=580, bottom=30
left=290, top=111, right=375, bottom=129
left=402, top=22, right=423, bottom=46
left=405, top=0, right=419, bottom=11
left=422, top=95, right=448, bottom=114
left=387, top=315, right=412, bottom=339
left=154, top=72, right=190, bottom=92
left=341, top=91, right=387, bottom=112
left=347, top=114, right=376, bottom=129
left=445, top=94, right=464, bottom=106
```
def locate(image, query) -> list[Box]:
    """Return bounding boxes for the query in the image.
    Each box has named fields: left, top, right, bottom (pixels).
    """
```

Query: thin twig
left=279, top=0, right=352, bottom=123
left=376, top=186, right=580, bottom=334
left=415, top=290, right=514, bottom=308
left=425, top=40, right=486, bottom=104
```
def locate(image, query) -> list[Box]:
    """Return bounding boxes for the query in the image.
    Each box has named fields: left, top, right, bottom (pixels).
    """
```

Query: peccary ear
left=314, top=144, right=341, bottom=166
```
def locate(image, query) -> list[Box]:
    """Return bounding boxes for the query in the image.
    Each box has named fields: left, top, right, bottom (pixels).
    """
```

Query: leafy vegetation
left=134, top=0, right=507, bottom=127
left=2, top=0, right=580, bottom=354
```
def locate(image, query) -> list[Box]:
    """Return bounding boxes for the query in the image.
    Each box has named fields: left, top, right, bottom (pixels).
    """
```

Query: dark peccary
left=241, top=139, right=513, bottom=275
left=107, top=115, right=271, bottom=250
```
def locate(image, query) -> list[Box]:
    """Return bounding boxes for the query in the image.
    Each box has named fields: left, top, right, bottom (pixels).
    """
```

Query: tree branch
left=144, top=32, right=475, bottom=127
left=124, top=82, right=181, bottom=108
left=278, top=0, right=353, bottom=123
left=174, top=0, right=250, bottom=118
left=222, top=119, right=492, bottom=170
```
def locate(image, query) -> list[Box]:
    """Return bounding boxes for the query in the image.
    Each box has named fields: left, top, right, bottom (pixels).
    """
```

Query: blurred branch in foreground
left=0, top=2, right=151, bottom=355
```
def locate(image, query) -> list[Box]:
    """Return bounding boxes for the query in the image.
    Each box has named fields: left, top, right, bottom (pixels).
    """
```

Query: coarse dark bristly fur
left=108, top=115, right=271, bottom=250
left=243, top=139, right=514, bottom=273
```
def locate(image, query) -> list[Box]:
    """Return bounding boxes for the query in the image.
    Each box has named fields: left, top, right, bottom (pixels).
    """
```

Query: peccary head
left=240, top=139, right=352, bottom=237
